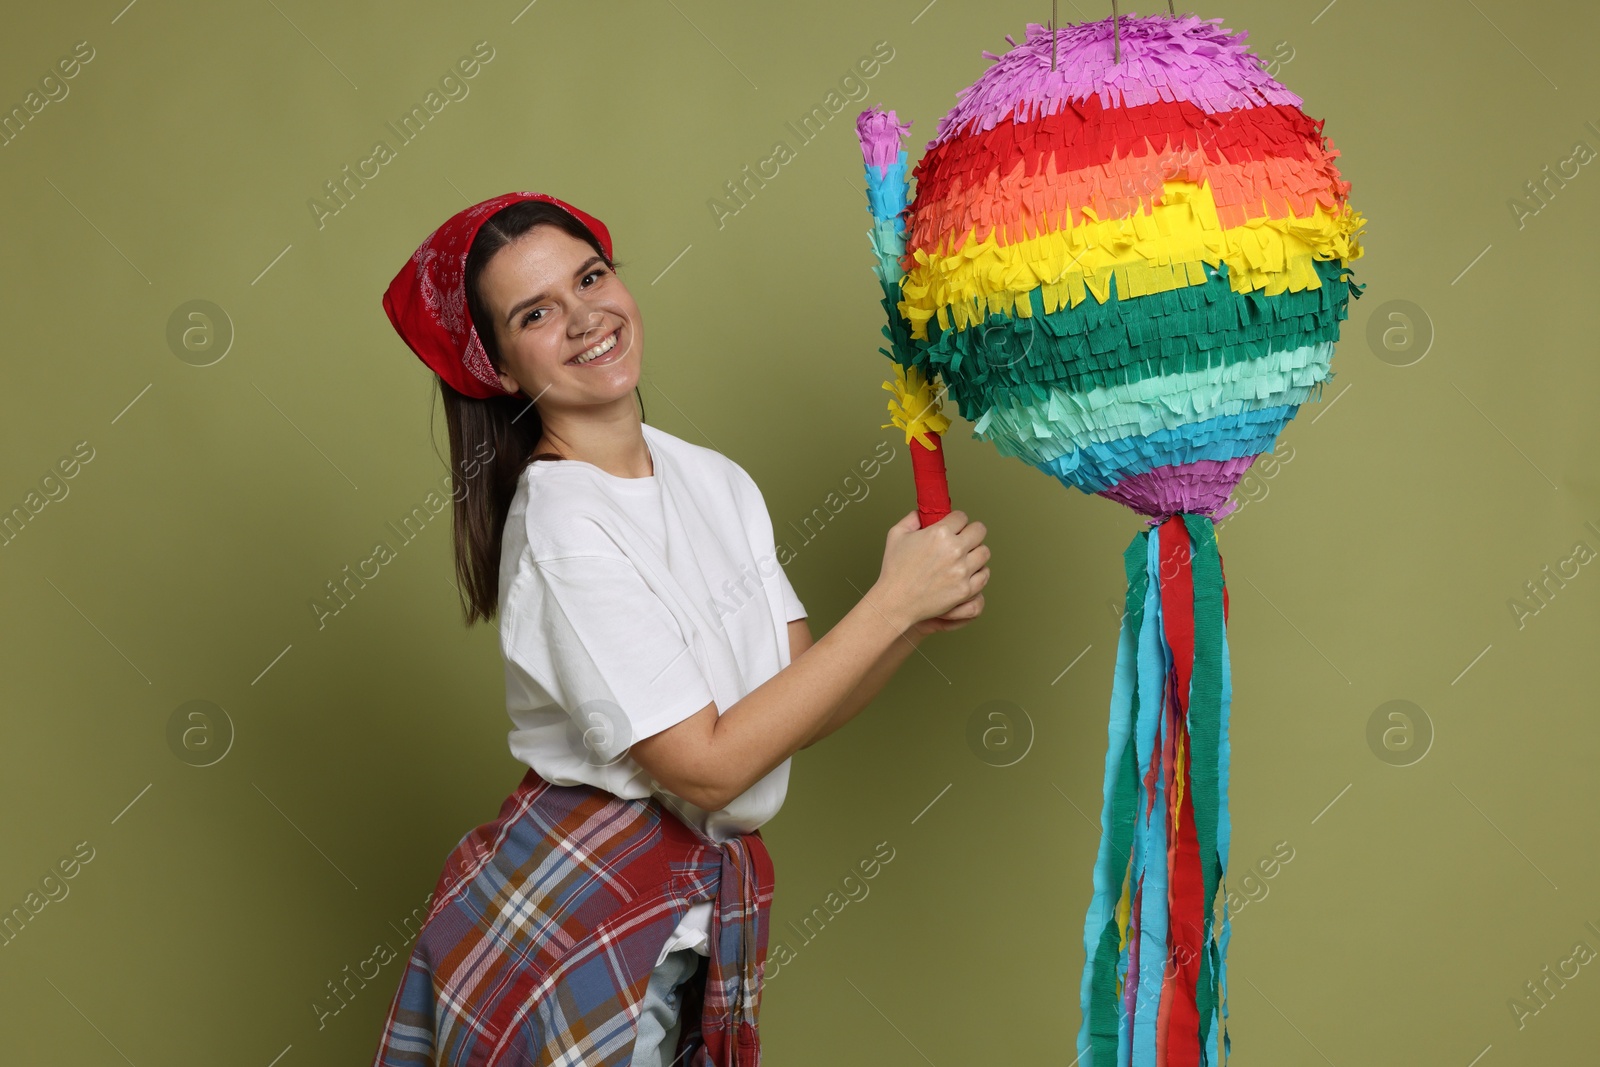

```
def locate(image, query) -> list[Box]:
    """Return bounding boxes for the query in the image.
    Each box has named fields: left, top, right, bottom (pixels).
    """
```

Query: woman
left=371, top=191, right=990, bottom=1067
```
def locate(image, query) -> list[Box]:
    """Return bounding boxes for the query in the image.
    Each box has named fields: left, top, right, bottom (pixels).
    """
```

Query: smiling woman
left=451, top=198, right=649, bottom=600
left=372, top=191, right=988, bottom=1067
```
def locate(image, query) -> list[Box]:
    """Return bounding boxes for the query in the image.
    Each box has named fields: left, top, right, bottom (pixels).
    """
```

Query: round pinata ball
left=896, top=13, right=1366, bottom=522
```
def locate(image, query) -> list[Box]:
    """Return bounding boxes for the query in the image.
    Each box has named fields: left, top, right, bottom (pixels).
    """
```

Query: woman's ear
left=497, top=366, right=520, bottom=394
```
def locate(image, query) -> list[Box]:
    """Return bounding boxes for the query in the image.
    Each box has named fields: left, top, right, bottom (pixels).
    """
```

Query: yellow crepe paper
left=881, top=363, right=952, bottom=451
left=898, top=178, right=1367, bottom=339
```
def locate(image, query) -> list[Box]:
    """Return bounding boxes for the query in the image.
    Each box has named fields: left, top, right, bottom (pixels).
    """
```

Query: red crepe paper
left=910, top=436, right=954, bottom=528
left=1157, top=516, right=1205, bottom=1063
left=909, top=98, right=1350, bottom=255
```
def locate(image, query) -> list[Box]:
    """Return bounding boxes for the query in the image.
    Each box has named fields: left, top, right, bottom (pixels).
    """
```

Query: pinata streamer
left=855, top=12, right=1365, bottom=1064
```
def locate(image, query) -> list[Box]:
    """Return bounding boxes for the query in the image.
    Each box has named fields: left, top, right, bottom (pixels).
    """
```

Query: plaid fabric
left=370, top=768, right=774, bottom=1067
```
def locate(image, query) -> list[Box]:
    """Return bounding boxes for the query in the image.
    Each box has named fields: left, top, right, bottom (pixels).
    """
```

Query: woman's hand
left=909, top=594, right=986, bottom=637
left=870, top=509, right=990, bottom=635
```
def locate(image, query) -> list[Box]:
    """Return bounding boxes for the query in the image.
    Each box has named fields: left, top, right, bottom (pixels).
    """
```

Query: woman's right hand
left=871, top=509, right=990, bottom=634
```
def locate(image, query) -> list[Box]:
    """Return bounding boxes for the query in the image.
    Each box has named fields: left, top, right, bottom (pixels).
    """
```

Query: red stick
left=909, top=432, right=953, bottom=528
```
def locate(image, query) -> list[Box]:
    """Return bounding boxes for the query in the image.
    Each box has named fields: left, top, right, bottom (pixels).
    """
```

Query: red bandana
left=381, top=191, right=614, bottom=399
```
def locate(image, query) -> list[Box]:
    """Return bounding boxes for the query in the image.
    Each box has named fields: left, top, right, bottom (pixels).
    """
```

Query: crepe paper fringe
left=932, top=15, right=1303, bottom=149
left=899, top=184, right=1365, bottom=340
left=858, top=107, right=911, bottom=278
left=859, top=106, right=914, bottom=175
left=851, top=11, right=1367, bottom=531
left=858, top=109, right=936, bottom=383
left=1077, top=515, right=1231, bottom=1066
left=860, top=108, right=954, bottom=524
left=971, top=339, right=1333, bottom=465
left=1039, top=404, right=1292, bottom=496
left=882, top=363, right=952, bottom=451
left=838, top=27, right=1350, bottom=1064
left=1097, top=455, right=1259, bottom=522
left=864, top=157, right=911, bottom=231
left=911, top=98, right=1350, bottom=257
left=916, top=147, right=1347, bottom=260
left=919, top=259, right=1355, bottom=415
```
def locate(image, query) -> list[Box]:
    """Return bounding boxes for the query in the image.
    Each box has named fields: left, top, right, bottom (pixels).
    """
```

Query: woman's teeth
left=571, top=329, right=620, bottom=365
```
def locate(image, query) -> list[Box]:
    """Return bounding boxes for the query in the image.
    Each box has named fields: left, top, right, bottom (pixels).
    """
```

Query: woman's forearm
left=705, top=586, right=909, bottom=804
left=799, top=626, right=926, bottom=748
left=636, top=509, right=988, bottom=810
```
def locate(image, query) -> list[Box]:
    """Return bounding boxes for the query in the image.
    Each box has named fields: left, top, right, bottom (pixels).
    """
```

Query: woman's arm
left=627, top=510, right=989, bottom=811
left=794, top=591, right=985, bottom=750
left=794, top=616, right=917, bottom=749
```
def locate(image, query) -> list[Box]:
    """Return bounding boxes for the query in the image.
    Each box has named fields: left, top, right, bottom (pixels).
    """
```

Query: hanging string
left=1057, top=1, right=1177, bottom=72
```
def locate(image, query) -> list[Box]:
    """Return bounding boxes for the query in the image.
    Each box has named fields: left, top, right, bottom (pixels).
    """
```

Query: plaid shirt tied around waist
left=370, top=768, right=775, bottom=1067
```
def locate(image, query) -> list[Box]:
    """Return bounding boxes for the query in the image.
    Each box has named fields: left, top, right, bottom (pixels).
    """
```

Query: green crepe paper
left=915, top=259, right=1358, bottom=421
left=970, top=340, right=1334, bottom=467
left=876, top=284, right=924, bottom=375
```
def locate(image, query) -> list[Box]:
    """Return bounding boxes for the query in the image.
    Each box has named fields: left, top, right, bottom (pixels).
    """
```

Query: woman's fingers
left=878, top=509, right=992, bottom=628
left=943, top=593, right=985, bottom=620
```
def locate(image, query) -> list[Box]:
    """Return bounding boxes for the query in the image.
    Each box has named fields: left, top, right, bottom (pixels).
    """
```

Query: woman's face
left=479, top=223, right=641, bottom=409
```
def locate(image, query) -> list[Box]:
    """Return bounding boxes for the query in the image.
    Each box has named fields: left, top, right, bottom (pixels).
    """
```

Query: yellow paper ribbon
left=881, top=363, right=952, bottom=451
left=898, top=178, right=1367, bottom=339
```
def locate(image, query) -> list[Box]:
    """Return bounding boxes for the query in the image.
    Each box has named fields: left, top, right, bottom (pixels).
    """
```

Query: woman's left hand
left=909, top=593, right=985, bottom=637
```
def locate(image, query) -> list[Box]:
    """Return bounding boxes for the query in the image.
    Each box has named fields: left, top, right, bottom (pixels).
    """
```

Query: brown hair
left=437, top=199, right=642, bottom=625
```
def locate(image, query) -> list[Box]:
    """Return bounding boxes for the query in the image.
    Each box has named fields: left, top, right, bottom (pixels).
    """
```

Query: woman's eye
left=521, top=308, right=543, bottom=326
left=582, top=268, right=607, bottom=286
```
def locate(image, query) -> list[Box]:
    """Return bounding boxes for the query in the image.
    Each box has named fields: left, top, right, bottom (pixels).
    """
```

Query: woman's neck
left=535, top=406, right=652, bottom=478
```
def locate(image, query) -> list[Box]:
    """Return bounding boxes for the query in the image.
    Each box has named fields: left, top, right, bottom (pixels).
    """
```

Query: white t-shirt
left=497, top=422, right=807, bottom=961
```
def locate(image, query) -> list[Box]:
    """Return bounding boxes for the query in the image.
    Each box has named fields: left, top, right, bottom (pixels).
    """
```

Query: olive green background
left=2, top=0, right=1598, bottom=1063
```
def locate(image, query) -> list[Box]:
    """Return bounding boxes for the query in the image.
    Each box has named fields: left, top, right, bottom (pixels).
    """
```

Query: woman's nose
left=571, top=306, right=607, bottom=341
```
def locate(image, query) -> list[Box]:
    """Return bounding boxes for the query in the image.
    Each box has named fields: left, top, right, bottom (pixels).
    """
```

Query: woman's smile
left=569, top=325, right=624, bottom=367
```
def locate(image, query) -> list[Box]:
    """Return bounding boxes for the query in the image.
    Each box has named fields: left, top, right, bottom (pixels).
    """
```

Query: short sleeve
left=777, top=561, right=806, bottom=621
left=725, top=460, right=807, bottom=622
left=501, top=555, right=717, bottom=758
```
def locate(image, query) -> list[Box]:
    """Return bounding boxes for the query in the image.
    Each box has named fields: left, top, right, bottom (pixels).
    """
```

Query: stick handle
left=910, top=433, right=953, bottom=527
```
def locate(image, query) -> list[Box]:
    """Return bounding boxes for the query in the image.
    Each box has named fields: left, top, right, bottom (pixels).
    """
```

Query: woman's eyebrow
left=504, top=256, right=607, bottom=325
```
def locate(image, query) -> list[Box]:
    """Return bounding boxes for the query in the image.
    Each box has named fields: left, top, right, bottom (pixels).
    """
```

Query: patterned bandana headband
left=382, top=191, right=614, bottom=399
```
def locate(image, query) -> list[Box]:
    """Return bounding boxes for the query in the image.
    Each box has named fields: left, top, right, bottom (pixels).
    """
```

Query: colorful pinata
left=855, top=13, right=1366, bottom=1065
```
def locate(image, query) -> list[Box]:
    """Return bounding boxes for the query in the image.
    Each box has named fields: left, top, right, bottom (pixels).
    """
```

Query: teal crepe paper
left=1039, top=404, right=1295, bottom=493
left=970, top=340, right=1334, bottom=467
left=1080, top=527, right=1150, bottom=1060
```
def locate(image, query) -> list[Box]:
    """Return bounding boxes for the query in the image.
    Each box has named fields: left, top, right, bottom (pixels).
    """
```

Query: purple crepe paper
left=928, top=15, right=1304, bottom=151
left=857, top=107, right=913, bottom=175
left=1097, top=455, right=1259, bottom=521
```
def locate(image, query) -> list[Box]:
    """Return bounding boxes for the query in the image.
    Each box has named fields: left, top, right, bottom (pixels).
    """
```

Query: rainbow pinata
left=855, top=13, right=1366, bottom=1067
left=862, top=13, right=1364, bottom=521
